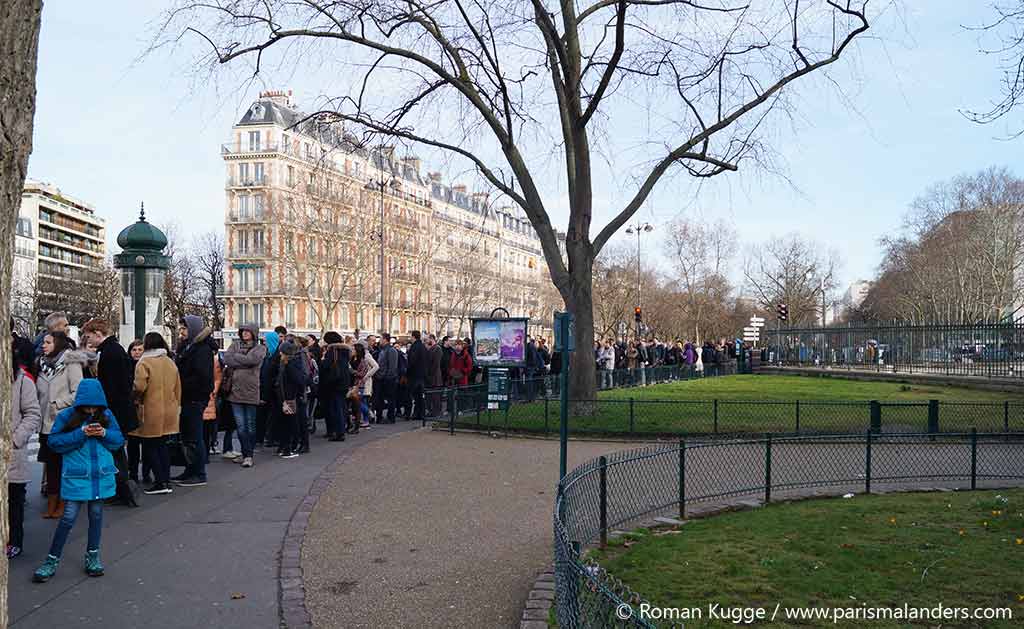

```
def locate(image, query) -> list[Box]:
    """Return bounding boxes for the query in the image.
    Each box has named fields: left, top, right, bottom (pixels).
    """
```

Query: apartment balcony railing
left=222, top=142, right=281, bottom=155
left=226, top=176, right=268, bottom=188
left=229, top=247, right=268, bottom=258
left=391, top=270, right=420, bottom=283
left=15, top=245, right=36, bottom=258
left=37, top=214, right=103, bottom=240
left=227, top=212, right=267, bottom=223
left=221, top=286, right=268, bottom=297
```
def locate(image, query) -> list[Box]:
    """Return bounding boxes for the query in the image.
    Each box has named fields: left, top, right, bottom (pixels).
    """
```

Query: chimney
left=401, top=156, right=422, bottom=175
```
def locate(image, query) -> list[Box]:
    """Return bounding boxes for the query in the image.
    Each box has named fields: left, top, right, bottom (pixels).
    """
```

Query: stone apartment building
left=222, top=90, right=561, bottom=339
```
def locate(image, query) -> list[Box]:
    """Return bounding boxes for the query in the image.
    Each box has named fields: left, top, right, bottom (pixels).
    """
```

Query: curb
left=520, top=570, right=556, bottom=628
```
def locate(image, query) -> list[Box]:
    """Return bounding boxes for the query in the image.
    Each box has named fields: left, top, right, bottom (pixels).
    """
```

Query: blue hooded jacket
left=259, top=331, right=280, bottom=403
left=48, top=379, right=125, bottom=502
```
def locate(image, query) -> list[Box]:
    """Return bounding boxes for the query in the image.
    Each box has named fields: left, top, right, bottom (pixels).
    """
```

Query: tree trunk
left=563, top=251, right=597, bottom=405
left=1, top=0, right=43, bottom=623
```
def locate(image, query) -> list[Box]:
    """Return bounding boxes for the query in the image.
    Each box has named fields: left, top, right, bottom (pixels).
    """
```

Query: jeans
left=222, top=429, right=234, bottom=454
left=601, top=369, right=613, bottom=390
left=360, top=394, right=371, bottom=424
left=180, top=400, right=208, bottom=480
left=231, top=403, right=258, bottom=457
left=48, top=500, right=103, bottom=556
left=142, top=436, right=170, bottom=484
left=325, top=394, right=346, bottom=436
left=8, top=482, right=26, bottom=548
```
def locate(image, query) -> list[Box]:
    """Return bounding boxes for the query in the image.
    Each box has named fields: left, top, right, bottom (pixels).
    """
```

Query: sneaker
left=241, top=457, right=253, bottom=468
left=170, top=472, right=191, bottom=482
left=233, top=455, right=245, bottom=464
left=360, top=421, right=371, bottom=429
left=280, top=452, right=299, bottom=459
left=6, top=545, right=22, bottom=559
left=173, top=477, right=207, bottom=487
left=32, top=554, right=60, bottom=583
left=143, top=482, right=173, bottom=495
left=84, top=549, right=104, bottom=577
left=221, top=451, right=241, bottom=460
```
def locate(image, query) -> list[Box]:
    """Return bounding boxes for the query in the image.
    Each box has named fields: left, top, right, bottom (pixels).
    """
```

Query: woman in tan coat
left=132, top=332, right=181, bottom=495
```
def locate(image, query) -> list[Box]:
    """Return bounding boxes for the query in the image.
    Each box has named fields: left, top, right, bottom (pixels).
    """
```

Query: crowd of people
left=6, top=312, right=482, bottom=584
left=592, top=337, right=737, bottom=386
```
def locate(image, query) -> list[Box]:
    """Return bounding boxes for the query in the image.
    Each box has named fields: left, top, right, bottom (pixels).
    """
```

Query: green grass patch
left=587, top=489, right=1024, bottom=628
left=458, top=376, right=1024, bottom=436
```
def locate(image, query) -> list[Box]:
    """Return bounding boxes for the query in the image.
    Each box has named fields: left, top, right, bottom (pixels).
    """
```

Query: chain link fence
left=554, top=431, right=1024, bottom=628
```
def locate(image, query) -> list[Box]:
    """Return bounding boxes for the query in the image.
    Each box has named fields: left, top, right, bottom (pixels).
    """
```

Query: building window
left=254, top=162, right=265, bottom=184
left=16, top=217, right=32, bottom=237
left=238, top=162, right=250, bottom=183
left=281, top=134, right=289, bottom=153
left=252, top=303, right=265, bottom=328
left=237, top=303, right=249, bottom=324
left=253, top=195, right=264, bottom=218
left=286, top=303, right=296, bottom=328
left=287, top=165, right=295, bottom=187
left=253, top=267, right=265, bottom=291
left=306, top=305, right=317, bottom=329
left=248, top=131, right=260, bottom=151
left=253, top=230, right=264, bottom=253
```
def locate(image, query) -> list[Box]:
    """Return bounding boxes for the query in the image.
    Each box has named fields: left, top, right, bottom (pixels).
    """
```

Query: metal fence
left=554, top=431, right=1024, bottom=628
left=428, top=385, right=1024, bottom=437
left=764, top=320, right=1024, bottom=379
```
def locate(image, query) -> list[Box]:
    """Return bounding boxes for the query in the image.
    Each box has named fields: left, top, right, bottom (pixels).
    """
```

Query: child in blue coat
left=33, top=379, right=124, bottom=583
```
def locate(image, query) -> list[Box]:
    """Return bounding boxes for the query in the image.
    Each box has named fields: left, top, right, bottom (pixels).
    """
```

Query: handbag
left=346, top=386, right=361, bottom=402
left=167, top=434, right=188, bottom=468
left=282, top=399, right=297, bottom=415
left=219, top=367, right=234, bottom=398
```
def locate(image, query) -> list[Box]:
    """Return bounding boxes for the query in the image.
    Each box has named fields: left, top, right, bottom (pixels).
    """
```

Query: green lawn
left=585, top=489, right=1024, bottom=628
left=456, top=375, right=1024, bottom=436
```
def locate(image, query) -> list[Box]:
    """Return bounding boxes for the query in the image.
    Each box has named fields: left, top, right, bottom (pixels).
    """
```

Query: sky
left=27, top=1, right=1024, bottom=294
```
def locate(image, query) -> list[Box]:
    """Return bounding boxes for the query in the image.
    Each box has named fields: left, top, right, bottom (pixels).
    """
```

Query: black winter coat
left=177, top=331, right=217, bottom=405
left=406, top=340, right=429, bottom=384
left=319, top=344, right=352, bottom=395
left=96, top=336, right=139, bottom=433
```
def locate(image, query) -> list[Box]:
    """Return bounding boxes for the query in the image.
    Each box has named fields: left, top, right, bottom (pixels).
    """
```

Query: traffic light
left=776, top=303, right=788, bottom=322
left=634, top=306, right=643, bottom=322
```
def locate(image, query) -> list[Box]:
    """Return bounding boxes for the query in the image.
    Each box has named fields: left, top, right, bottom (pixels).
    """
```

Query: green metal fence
left=765, top=320, right=1024, bottom=378
left=554, top=431, right=1024, bottom=628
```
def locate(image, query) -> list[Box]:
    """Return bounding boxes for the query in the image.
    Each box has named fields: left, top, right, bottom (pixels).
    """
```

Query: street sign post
left=554, top=311, right=575, bottom=479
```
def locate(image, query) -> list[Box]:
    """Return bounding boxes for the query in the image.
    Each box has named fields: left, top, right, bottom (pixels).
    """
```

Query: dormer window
left=250, top=103, right=264, bottom=119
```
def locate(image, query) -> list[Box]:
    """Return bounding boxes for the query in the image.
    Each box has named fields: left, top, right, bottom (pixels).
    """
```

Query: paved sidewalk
left=302, top=430, right=637, bottom=629
left=9, top=423, right=414, bottom=629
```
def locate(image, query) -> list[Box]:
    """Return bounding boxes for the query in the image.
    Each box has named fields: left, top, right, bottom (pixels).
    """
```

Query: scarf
left=38, top=350, right=67, bottom=380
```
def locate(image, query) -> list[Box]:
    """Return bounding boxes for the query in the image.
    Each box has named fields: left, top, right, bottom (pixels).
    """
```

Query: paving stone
left=525, top=599, right=550, bottom=609
left=533, top=581, right=555, bottom=591
left=521, top=621, right=549, bottom=629
left=522, top=608, right=550, bottom=621
left=528, top=590, right=555, bottom=601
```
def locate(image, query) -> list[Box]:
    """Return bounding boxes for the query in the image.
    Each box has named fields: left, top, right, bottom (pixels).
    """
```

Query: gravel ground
left=302, top=428, right=638, bottom=629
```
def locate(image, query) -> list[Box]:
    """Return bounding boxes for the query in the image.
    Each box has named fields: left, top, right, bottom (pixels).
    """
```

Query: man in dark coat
left=173, top=315, right=216, bottom=486
left=405, top=331, right=429, bottom=422
left=426, top=334, right=444, bottom=417
left=82, top=318, right=140, bottom=505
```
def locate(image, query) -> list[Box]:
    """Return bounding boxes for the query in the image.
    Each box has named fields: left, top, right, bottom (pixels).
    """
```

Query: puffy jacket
left=47, top=379, right=125, bottom=502
left=176, top=324, right=217, bottom=405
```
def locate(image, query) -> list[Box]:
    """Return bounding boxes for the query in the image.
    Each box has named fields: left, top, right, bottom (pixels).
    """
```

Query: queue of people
left=7, top=311, right=468, bottom=582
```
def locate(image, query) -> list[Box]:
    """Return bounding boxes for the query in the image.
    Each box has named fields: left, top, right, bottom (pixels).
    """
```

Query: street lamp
left=365, top=175, right=398, bottom=335
left=624, top=221, right=654, bottom=340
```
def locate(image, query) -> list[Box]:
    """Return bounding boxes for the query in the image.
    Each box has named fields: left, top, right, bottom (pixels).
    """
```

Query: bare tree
left=160, top=222, right=203, bottom=330
left=432, top=240, right=499, bottom=337
left=591, top=245, right=637, bottom=341
left=665, top=216, right=736, bottom=341
left=1, top=0, right=43, bottom=619
left=744, top=234, right=840, bottom=326
left=869, top=168, right=1024, bottom=322
left=276, top=173, right=378, bottom=334
left=966, top=2, right=1024, bottom=136
left=162, top=0, right=873, bottom=399
left=193, top=231, right=226, bottom=330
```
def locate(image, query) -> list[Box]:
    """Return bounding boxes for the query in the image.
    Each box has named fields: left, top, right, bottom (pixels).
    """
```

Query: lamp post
left=624, top=221, right=653, bottom=339
left=365, top=175, right=397, bottom=334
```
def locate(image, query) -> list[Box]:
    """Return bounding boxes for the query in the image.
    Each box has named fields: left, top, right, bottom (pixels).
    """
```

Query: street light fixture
left=365, top=174, right=399, bottom=335
left=624, top=221, right=654, bottom=340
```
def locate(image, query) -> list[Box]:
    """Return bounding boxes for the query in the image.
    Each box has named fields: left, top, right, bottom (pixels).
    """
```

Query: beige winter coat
left=9, top=370, right=42, bottom=484
left=132, top=349, right=182, bottom=438
left=36, top=349, right=87, bottom=434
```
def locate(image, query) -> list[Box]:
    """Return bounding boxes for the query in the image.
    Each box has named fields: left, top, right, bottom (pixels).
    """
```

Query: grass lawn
left=458, top=375, right=1024, bottom=436
left=585, top=488, right=1024, bottom=628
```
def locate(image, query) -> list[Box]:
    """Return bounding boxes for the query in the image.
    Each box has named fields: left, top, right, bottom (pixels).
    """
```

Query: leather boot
left=43, top=495, right=59, bottom=519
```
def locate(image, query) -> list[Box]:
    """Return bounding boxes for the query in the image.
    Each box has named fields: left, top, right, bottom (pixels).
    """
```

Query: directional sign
left=751, top=321, right=766, bottom=328
left=743, top=326, right=759, bottom=332
left=750, top=316, right=766, bottom=323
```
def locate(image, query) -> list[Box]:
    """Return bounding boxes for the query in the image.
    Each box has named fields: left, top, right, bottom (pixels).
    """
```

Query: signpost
left=554, top=311, right=575, bottom=479
left=487, top=367, right=510, bottom=411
